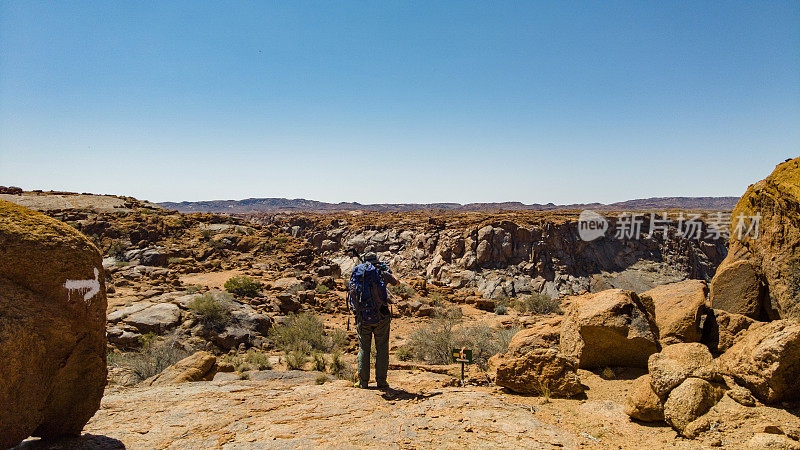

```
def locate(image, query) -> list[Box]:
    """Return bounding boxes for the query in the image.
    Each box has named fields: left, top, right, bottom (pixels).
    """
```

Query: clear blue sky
left=1, top=1, right=798, bottom=204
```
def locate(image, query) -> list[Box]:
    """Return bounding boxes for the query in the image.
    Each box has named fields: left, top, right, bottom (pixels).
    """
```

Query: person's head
left=362, top=252, right=379, bottom=265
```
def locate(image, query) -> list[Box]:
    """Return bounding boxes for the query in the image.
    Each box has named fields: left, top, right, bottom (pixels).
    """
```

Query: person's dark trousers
left=357, top=315, right=390, bottom=388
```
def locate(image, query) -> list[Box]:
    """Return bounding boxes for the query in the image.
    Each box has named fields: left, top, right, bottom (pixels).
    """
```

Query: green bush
left=494, top=304, right=508, bottom=315
left=269, top=312, right=327, bottom=353
left=313, top=352, right=327, bottom=371
left=400, top=315, right=459, bottom=365
left=188, top=293, right=232, bottom=329
left=285, top=349, right=309, bottom=370
left=329, top=351, right=354, bottom=380
left=512, top=293, right=561, bottom=315
left=108, top=336, right=191, bottom=383
left=400, top=316, right=519, bottom=369
left=315, top=284, right=330, bottom=295
left=108, top=241, right=127, bottom=259
left=454, top=324, right=519, bottom=369
left=389, top=283, right=415, bottom=299
left=244, top=349, right=272, bottom=370
left=224, top=276, right=262, bottom=297
left=427, top=291, right=446, bottom=307
left=329, top=328, right=349, bottom=350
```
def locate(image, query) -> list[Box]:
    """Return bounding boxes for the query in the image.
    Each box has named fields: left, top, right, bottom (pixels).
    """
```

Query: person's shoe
left=377, top=383, right=391, bottom=391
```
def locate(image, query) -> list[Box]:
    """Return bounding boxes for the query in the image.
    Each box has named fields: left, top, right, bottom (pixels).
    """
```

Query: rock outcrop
left=488, top=347, right=584, bottom=397
left=701, top=309, right=761, bottom=354
left=0, top=200, right=107, bottom=447
left=560, top=289, right=660, bottom=368
left=644, top=280, right=709, bottom=345
left=710, top=157, right=800, bottom=319
left=718, top=319, right=800, bottom=403
left=488, top=316, right=584, bottom=397
left=144, top=351, right=218, bottom=386
left=625, top=343, right=726, bottom=436
left=647, top=343, right=718, bottom=398
left=281, top=212, right=727, bottom=300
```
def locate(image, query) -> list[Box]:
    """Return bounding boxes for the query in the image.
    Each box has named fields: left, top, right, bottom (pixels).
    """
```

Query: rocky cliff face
left=270, top=212, right=727, bottom=299
left=711, top=157, right=800, bottom=320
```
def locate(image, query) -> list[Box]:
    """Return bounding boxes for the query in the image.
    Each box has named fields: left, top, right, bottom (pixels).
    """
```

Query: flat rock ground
left=17, top=282, right=800, bottom=449
left=19, top=341, right=800, bottom=449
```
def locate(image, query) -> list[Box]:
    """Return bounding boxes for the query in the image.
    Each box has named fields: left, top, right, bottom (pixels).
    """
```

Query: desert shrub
left=395, top=345, right=413, bottom=361
left=313, top=352, right=327, bottom=371
left=440, top=306, right=463, bottom=320
left=427, top=291, right=446, bottom=307
left=454, top=324, right=520, bottom=369
left=329, top=351, right=354, bottom=380
left=167, top=256, right=184, bottom=265
left=494, top=304, right=508, bottom=315
left=512, top=293, right=561, bottom=315
left=329, top=328, right=349, bottom=350
left=494, top=327, right=518, bottom=353
left=224, top=276, right=262, bottom=297
left=109, top=336, right=191, bottom=383
left=201, top=229, right=214, bottom=240
left=315, top=284, right=330, bottom=295
left=401, top=316, right=519, bottom=369
left=285, top=349, right=309, bottom=370
left=269, top=312, right=327, bottom=352
left=244, top=349, right=272, bottom=370
left=400, top=315, right=459, bottom=365
left=108, top=241, right=127, bottom=259
left=315, top=374, right=328, bottom=385
left=185, top=284, right=204, bottom=294
left=219, top=353, right=246, bottom=372
left=188, top=293, right=232, bottom=329
left=389, top=283, right=415, bottom=299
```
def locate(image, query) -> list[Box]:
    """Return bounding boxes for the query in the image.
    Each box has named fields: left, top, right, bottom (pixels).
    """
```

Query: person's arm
left=382, top=272, right=400, bottom=286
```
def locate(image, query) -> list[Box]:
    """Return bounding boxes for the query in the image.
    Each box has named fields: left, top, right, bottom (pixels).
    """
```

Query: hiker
left=348, top=251, right=399, bottom=389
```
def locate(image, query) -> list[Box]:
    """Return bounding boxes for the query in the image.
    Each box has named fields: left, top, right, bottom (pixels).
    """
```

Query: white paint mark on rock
left=65, top=267, right=100, bottom=302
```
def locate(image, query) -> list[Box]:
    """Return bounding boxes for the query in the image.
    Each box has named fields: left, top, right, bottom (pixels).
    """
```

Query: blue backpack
left=348, top=262, right=389, bottom=324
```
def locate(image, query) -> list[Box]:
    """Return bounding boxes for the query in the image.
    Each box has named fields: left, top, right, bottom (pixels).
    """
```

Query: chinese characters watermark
left=578, top=210, right=761, bottom=242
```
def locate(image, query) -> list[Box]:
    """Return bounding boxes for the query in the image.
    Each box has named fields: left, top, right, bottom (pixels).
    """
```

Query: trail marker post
left=452, top=347, right=473, bottom=385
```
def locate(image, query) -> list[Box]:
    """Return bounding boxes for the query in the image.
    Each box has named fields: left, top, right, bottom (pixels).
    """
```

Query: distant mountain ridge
left=158, top=196, right=739, bottom=213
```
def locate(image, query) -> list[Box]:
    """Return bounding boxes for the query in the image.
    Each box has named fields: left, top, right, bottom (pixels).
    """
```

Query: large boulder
left=718, top=320, right=800, bottom=403
left=506, top=316, right=562, bottom=355
left=644, top=280, right=709, bottom=345
left=123, top=302, right=182, bottom=333
left=488, top=318, right=583, bottom=397
left=647, top=343, right=718, bottom=398
left=0, top=200, right=107, bottom=447
left=143, top=351, right=218, bottom=386
left=663, top=378, right=725, bottom=436
left=488, top=347, right=584, bottom=397
left=701, top=309, right=761, bottom=354
left=710, top=257, right=768, bottom=319
left=560, top=289, right=660, bottom=368
left=624, top=374, right=665, bottom=422
left=710, top=157, right=800, bottom=319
